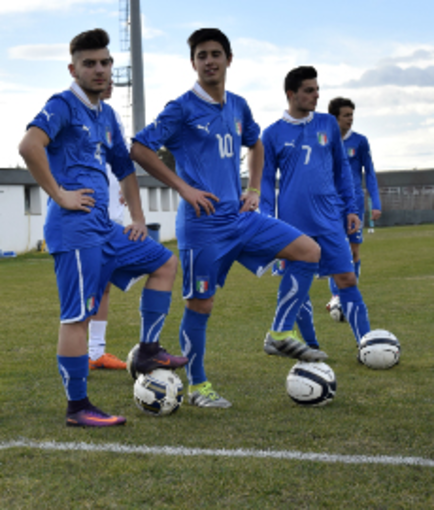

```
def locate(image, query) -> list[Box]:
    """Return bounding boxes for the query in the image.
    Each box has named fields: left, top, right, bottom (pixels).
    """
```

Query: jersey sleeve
left=132, top=100, right=183, bottom=152
left=360, top=136, right=381, bottom=211
left=106, top=108, right=135, bottom=181
left=241, top=99, right=260, bottom=148
left=260, top=127, right=277, bottom=217
left=330, top=119, right=357, bottom=216
left=27, top=96, right=71, bottom=142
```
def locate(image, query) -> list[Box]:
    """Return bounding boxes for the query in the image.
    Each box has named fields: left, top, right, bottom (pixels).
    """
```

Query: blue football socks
left=339, top=285, right=370, bottom=344
left=57, top=354, right=88, bottom=402
left=296, top=296, right=320, bottom=348
left=139, top=288, right=172, bottom=344
left=272, top=260, right=318, bottom=333
left=179, top=307, right=210, bottom=386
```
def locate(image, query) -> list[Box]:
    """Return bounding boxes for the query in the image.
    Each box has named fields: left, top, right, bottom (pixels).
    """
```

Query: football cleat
left=66, top=405, right=126, bottom=427
left=326, top=295, right=340, bottom=312
left=264, top=331, right=328, bottom=361
left=89, top=353, right=127, bottom=370
left=188, top=381, right=232, bottom=408
left=135, top=346, right=188, bottom=375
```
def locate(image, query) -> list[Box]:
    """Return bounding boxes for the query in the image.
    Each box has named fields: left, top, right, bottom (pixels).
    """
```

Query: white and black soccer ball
left=126, top=343, right=140, bottom=380
left=286, top=361, right=336, bottom=407
left=134, top=369, right=184, bottom=417
left=329, top=303, right=346, bottom=323
left=358, top=329, right=400, bottom=369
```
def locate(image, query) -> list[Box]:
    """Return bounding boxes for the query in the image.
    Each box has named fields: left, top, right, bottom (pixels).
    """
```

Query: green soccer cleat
left=264, top=330, right=328, bottom=361
left=188, top=381, right=232, bottom=408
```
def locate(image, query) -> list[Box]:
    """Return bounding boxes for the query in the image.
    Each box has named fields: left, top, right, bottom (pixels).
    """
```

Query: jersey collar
left=191, top=81, right=227, bottom=105
left=282, top=110, right=314, bottom=125
left=343, top=129, right=353, bottom=141
left=69, top=81, right=102, bottom=112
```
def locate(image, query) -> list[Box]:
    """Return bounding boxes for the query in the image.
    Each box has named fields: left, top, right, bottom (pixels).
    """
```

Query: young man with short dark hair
left=19, top=28, right=187, bottom=427
left=325, top=97, right=382, bottom=311
left=260, top=66, right=372, bottom=353
left=130, top=29, right=327, bottom=409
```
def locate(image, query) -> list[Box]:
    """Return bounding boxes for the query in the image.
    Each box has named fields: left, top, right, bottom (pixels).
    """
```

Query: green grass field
left=1, top=225, right=434, bottom=509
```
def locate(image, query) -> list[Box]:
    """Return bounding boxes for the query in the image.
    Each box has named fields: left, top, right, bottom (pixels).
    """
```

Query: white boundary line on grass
left=1, top=439, right=434, bottom=467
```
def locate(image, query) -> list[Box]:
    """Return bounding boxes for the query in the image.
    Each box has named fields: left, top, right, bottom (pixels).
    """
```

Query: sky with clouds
left=1, top=0, right=434, bottom=171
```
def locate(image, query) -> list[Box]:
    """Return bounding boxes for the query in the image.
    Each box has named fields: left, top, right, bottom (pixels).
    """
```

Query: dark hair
left=284, top=66, right=317, bottom=93
left=328, top=97, right=355, bottom=118
left=187, top=28, right=232, bottom=60
left=70, top=28, right=110, bottom=56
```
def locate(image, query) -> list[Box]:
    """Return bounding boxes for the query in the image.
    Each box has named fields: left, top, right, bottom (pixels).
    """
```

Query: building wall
left=0, top=169, right=178, bottom=253
left=1, top=168, right=434, bottom=253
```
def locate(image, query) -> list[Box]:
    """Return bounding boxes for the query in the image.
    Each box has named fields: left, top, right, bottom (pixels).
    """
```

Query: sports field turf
left=1, top=224, right=434, bottom=509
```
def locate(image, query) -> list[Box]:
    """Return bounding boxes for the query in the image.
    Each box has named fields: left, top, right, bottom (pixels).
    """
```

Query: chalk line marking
left=1, top=439, right=434, bottom=467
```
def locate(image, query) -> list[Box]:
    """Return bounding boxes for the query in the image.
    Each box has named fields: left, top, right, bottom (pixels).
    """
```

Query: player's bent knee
left=279, top=235, right=320, bottom=263
left=186, top=297, right=214, bottom=315
left=157, top=254, right=178, bottom=278
left=334, top=272, right=357, bottom=288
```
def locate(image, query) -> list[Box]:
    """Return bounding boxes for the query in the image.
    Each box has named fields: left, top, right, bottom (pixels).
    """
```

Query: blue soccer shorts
left=314, top=227, right=355, bottom=277
left=180, top=211, right=303, bottom=299
left=53, top=223, right=172, bottom=323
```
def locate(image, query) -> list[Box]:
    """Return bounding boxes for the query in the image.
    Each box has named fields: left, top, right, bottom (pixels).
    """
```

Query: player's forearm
left=246, top=140, right=264, bottom=191
left=19, top=138, right=62, bottom=203
left=130, top=143, right=187, bottom=195
left=120, top=172, right=145, bottom=223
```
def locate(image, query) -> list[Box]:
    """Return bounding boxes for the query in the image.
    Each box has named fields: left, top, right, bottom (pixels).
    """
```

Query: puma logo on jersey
left=42, top=109, right=54, bottom=121
left=82, top=125, right=91, bottom=136
left=197, top=123, right=210, bottom=134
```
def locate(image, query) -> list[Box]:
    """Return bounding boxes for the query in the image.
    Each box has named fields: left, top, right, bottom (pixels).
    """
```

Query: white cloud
left=0, top=0, right=114, bottom=14
left=9, top=44, right=69, bottom=61
left=2, top=37, right=434, bottom=171
left=141, top=14, right=164, bottom=40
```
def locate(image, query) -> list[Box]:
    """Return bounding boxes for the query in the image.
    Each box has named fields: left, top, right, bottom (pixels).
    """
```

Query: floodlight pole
left=130, top=0, right=145, bottom=137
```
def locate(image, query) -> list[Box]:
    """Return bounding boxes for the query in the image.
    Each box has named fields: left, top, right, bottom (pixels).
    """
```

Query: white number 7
left=302, top=145, right=312, bottom=165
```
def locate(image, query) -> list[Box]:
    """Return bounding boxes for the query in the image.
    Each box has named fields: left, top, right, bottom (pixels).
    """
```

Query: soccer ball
left=126, top=343, right=140, bottom=380
left=134, top=369, right=184, bottom=417
left=358, top=329, right=400, bottom=369
left=286, top=361, right=336, bottom=407
left=329, top=302, right=345, bottom=322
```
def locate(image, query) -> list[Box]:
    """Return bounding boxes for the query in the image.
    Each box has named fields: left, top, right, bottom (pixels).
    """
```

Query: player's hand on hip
left=124, top=222, right=147, bottom=241
left=58, top=187, right=95, bottom=212
left=239, top=190, right=259, bottom=213
left=181, top=185, right=219, bottom=217
left=347, top=213, right=361, bottom=234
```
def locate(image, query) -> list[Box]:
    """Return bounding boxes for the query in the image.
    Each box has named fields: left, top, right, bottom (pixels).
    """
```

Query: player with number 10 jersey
left=136, top=82, right=260, bottom=249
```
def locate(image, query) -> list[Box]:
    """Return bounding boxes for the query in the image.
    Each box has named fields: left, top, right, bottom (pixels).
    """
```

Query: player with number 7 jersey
left=261, top=66, right=372, bottom=354
left=261, top=109, right=357, bottom=237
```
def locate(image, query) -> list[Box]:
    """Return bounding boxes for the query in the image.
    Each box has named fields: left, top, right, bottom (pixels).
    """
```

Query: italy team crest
left=105, top=126, right=112, bottom=145
left=347, top=147, right=355, bottom=157
left=234, top=118, right=242, bottom=136
left=196, top=277, right=209, bottom=293
left=86, top=296, right=96, bottom=312
left=317, top=132, right=328, bottom=146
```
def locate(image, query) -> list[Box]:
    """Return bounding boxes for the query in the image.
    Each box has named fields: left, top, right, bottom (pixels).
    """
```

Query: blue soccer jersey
left=133, top=82, right=260, bottom=249
left=28, top=82, right=135, bottom=253
left=260, top=111, right=357, bottom=237
left=343, top=130, right=381, bottom=218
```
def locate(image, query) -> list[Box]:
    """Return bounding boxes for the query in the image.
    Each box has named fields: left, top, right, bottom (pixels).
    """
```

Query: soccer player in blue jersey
left=260, top=66, right=371, bottom=352
left=18, top=29, right=187, bottom=427
left=325, top=97, right=382, bottom=311
left=130, top=29, right=327, bottom=409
